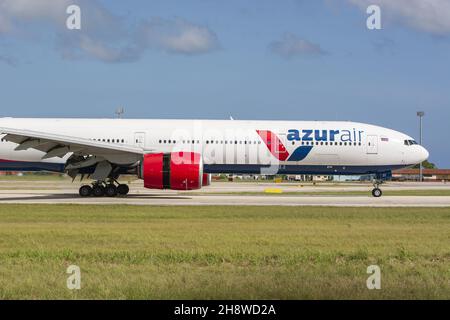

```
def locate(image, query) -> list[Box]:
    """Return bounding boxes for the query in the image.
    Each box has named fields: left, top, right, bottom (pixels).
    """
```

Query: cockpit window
left=404, top=140, right=419, bottom=146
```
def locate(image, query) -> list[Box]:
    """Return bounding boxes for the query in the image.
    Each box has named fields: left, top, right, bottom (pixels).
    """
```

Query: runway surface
left=1, top=192, right=450, bottom=207
left=0, top=180, right=450, bottom=206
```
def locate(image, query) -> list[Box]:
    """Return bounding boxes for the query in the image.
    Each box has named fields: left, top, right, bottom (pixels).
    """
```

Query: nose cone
left=406, top=145, right=429, bottom=165
left=419, top=146, right=430, bottom=163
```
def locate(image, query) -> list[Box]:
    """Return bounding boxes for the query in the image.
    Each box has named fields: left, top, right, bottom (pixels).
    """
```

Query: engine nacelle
left=139, top=152, right=203, bottom=190
left=202, top=173, right=211, bottom=186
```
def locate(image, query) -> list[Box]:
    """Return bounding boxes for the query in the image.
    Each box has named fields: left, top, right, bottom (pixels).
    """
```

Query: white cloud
left=269, top=33, right=327, bottom=59
left=137, top=18, right=220, bottom=55
left=56, top=34, right=141, bottom=63
left=348, top=0, right=450, bottom=35
left=0, top=0, right=71, bottom=28
left=0, top=0, right=220, bottom=64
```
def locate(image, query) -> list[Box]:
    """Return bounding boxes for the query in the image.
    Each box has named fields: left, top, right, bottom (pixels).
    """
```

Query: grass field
left=0, top=204, right=448, bottom=299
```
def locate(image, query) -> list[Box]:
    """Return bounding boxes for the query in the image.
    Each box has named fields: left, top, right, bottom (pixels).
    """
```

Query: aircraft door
left=134, top=132, right=146, bottom=148
left=366, top=135, right=378, bottom=154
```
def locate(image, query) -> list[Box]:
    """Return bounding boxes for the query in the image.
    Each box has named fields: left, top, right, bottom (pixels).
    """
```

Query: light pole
left=115, top=107, right=124, bottom=119
left=417, top=111, right=425, bottom=182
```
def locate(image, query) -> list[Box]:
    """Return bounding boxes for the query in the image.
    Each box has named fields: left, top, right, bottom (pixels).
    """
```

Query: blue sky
left=0, top=0, right=449, bottom=167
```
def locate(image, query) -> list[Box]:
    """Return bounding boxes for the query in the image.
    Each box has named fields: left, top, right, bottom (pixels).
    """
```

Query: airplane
left=0, top=117, right=429, bottom=197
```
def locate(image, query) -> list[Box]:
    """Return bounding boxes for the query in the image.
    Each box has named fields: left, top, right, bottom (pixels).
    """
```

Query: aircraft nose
left=407, top=145, right=429, bottom=165
left=420, top=146, right=429, bottom=162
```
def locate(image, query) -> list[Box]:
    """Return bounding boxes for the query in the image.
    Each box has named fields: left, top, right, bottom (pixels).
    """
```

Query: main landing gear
left=79, top=180, right=129, bottom=197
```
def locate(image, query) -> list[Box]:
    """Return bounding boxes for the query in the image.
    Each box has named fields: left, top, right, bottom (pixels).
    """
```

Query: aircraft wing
left=0, top=127, right=146, bottom=159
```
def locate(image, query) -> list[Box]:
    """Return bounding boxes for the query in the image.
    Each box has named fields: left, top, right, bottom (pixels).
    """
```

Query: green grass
left=188, top=190, right=450, bottom=196
left=0, top=205, right=448, bottom=299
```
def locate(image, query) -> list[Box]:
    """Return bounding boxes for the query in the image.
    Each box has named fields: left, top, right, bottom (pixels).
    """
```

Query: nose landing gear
left=371, top=180, right=384, bottom=197
left=372, top=187, right=382, bottom=197
left=371, top=172, right=391, bottom=198
left=79, top=180, right=129, bottom=197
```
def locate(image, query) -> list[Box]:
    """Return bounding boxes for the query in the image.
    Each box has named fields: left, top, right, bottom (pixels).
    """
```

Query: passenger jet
left=0, top=118, right=429, bottom=197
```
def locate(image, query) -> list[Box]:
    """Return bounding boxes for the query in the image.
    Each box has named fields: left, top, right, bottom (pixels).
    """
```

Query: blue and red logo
left=256, top=130, right=313, bottom=162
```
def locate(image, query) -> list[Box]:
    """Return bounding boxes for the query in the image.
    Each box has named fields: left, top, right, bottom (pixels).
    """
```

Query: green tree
left=413, top=160, right=436, bottom=169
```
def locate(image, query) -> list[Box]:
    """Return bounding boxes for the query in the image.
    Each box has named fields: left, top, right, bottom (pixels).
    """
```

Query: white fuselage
left=0, top=118, right=429, bottom=176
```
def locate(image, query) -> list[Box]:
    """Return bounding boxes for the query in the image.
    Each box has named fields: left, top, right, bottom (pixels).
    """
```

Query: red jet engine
left=139, top=152, right=203, bottom=190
